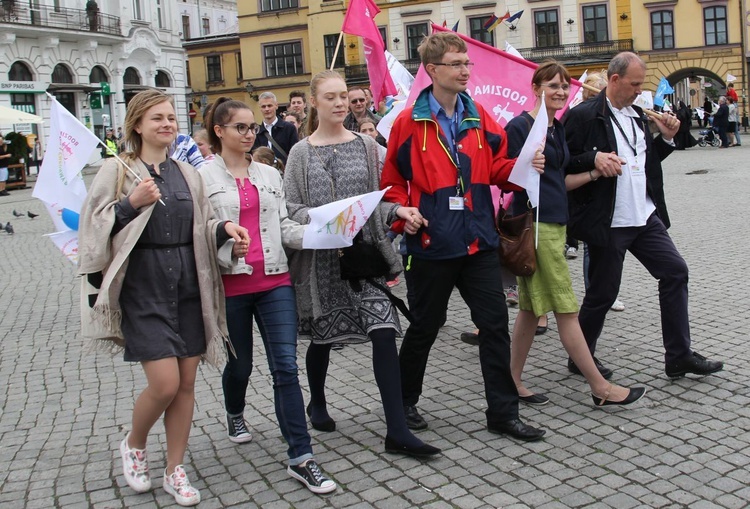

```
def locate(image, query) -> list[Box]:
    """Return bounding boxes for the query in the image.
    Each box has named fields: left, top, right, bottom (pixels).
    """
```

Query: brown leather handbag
left=496, top=209, right=536, bottom=277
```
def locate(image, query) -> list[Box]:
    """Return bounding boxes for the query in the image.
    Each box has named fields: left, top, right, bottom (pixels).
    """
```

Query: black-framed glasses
left=222, top=123, right=259, bottom=135
left=350, top=98, right=367, bottom=104
left=432, top=61, right=475, bottom=70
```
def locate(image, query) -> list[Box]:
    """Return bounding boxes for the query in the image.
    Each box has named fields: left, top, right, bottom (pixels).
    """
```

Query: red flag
left=341, top=0, right=397, bottom=106
left=406, top=24, right=581, bottom=124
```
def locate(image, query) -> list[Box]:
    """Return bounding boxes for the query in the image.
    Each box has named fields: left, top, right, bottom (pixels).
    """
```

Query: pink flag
left=341, top=0, right=397, bottom=106
left=406, top=24, right=581, bottom=125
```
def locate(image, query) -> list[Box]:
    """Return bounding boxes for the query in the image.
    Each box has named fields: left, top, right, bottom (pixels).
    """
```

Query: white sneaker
left=505, top=285, right=519, bottom=306
left=119, top=433, right=151, bottom=493
left=163, top=465, right=201, bottom=506
left=610, top=299, right=625, bottom=311
left=566, top=246, right=578, bottom=259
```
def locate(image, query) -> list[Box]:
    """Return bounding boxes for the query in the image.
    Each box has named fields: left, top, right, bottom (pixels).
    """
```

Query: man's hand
left=224, top=222, right=250, bottom=258
left=594, top=151, right=625, bottom=177
left=651, top=111, right=680, bottom=141
left=396, top=206, right=429, bottom=235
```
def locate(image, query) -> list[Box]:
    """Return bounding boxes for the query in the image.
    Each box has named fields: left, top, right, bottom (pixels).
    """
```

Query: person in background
left=104, top=128, right=118, bottom=158
left=252, top=92, right=299, bottom=164
left=252, top=146, right=286, bottom=176
left=284, top=69, right=440, bottom=459
left=200, top=97, right=336, bottom=494
left=714, top=96, right=730, bottom=148
left=170, top=133, right=207, bottom=168
left=727, top=97, right=739, bottom=146
left=192, top=128, right=215, bottom=163
left=343, top=87, right=383, bottom=133
left=77, top=89, right=250, bottom=507
left=563, top=51, right=724, bottom=381
left=283, top=111, right=303, bottom=138
left=0, top=133, right=10, bottom=196
left=288, top=90, right=308, bottom=138
left=117, top=127, right=123, bottom=140
left=702, top=97, right=713, bottom=128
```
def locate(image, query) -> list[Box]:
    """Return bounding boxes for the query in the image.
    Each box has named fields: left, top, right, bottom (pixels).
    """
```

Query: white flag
left=504, top=41, right=524, bottom=59
left=727, top=73, right=737, bottom=82
left=377, top=100, right=407, bottom=142
left=38, top=96, right=101, bottom=187
left=633, top=91, right=654, bottom=110
left=508, top=93, right=547, bottom=208
left=47, top=230, right=80, bottom=265
left=302, top=187, right=390, bottom=249
left=385, top=51, right=414, bottom=100
left=567, top=70, right=589, bottom=110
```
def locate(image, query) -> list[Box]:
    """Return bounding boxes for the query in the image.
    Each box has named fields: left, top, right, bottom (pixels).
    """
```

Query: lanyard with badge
left=610, top=112, right=642, bottom=174
left=448, top=110, right=466, bottom=211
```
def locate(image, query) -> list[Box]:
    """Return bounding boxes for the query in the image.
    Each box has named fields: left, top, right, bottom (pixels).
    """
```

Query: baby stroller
left=697, top=127, right=720, bottom=147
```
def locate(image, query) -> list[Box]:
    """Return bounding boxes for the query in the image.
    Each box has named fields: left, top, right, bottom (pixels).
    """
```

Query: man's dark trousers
left=399, top=250, right=518, bottom=421
left=580, top=213, right=692, bottom=364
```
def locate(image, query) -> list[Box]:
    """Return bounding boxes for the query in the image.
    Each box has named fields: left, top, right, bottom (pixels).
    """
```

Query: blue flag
left=654, top=77, right=674, bottom=107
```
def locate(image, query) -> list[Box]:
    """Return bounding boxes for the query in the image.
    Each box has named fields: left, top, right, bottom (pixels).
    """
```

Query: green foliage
left=3, top=132, right=30, bottom=165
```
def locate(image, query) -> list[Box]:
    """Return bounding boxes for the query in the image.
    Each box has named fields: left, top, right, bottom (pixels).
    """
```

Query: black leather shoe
left=404, top=405, right=428, bottom=430
left=592, top=386, right=647, bottom=407
left=568, top=356, right=613, bottom=380
left=487, top=418, right=546, bottom=442
left=519, top=393, right=550, bottom=405
left=665, top=352, right=724, bottom=379
left=306, top=404, right=336, bottom=432
left=384, top=436, right=441, bottom=458
left=459, top=332, right=479, bottom=346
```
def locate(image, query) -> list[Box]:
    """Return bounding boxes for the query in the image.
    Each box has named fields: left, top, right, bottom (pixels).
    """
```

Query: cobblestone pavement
left=0, top=141, right=748, bottom=509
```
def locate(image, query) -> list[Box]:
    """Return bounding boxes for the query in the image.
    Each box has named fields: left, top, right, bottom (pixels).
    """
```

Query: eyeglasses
left=432, top=61, right=475, bottom=70
left=350, top=98, right=367, bottom=104
left=541, top=83, right=571, bottom=92
left=222, top=123, right=259, bottom=135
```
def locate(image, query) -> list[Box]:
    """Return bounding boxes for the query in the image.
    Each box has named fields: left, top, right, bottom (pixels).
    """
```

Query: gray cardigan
left=283, top=132, right=401, bottom=318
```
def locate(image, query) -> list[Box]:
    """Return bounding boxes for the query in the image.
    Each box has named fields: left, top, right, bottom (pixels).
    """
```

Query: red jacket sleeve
left=381, top=111, right=413, bottom=233
left=483, top=108, right=522, bottom=192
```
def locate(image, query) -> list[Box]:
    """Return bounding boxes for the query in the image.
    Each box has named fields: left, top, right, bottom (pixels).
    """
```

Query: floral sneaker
left=119, top=433, right=151, bottom=493
left=163, top=465, right=201, bottom=506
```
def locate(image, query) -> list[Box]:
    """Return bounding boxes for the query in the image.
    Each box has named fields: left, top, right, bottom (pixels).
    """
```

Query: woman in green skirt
left=505, top=62, right=645, bottom=407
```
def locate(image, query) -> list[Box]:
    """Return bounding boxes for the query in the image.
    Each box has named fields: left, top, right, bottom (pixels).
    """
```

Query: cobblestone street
left=0, top=142, right=748, bottom=508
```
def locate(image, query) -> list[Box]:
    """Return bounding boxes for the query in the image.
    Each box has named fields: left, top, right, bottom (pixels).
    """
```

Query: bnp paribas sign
left=0, top=81, right=48, bottom=94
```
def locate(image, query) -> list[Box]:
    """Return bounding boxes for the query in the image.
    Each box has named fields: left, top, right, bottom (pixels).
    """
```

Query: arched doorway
left=8, top=61, right=37, bottom=116
left=89, top=65, right=111, bottom=140
left=123, top=66, right=142, bottom=105
left=155, top=70, right=171, bottom=88
left=51, top=63, right=76, bottom=115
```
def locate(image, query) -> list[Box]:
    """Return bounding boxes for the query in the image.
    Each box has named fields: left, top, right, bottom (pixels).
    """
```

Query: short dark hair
left=289, top=90, right=306, bottom=102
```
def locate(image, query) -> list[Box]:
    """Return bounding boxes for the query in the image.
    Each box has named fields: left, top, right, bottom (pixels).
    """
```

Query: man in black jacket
left=713, top=96, right=729, bottom=148
left=252, top=92, right=299, bottom=163
left=563, top=52, right=723, bottom=380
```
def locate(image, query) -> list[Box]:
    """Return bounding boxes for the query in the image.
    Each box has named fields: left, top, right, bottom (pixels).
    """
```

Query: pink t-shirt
left=222, top=179, right=291, bottom=297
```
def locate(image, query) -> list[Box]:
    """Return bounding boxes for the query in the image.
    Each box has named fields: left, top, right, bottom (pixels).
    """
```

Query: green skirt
left=517, top=222, right=579, bottom=317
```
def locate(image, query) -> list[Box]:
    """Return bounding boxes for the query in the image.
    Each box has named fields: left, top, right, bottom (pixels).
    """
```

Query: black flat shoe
left=384, top=436, right=441, bottom=458
left=592, top=386, right=647, bottom=407
left=519, top=393, right=550, bottom=405
left=459, top=332, right=479, bottom=346
left=535, top=326, right=548, bottom=335
left=306, top=404, right=336, bottom=432
left=487, top=418, right=546, bottom=442
left=568, top=356, right=613, bottom=380
left=404, top=405, right=428, bottom=430
left=665, top=351, right=724, bottom=379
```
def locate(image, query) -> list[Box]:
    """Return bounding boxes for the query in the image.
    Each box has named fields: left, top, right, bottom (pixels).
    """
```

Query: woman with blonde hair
left=284, top=70, right=440, bottom=458
left=78, top=89, right=249, bottom=506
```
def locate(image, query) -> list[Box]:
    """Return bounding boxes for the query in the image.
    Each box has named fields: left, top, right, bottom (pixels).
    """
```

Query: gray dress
left=293, top=138, right=401, bottom=344
left=116, top=159, right=206, bottom=361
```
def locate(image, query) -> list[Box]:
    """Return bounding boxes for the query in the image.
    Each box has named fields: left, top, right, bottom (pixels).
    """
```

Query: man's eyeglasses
left=432, top=61, right=475, bottom=70
left=222, top=123, right=259, bottom=135
left=541, top=83, right=571, bottom=92
left=350, top=98, right=367, bottom=104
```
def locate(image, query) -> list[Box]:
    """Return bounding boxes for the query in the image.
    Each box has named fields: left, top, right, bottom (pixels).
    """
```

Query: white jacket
left=199, top=154, right=306, bottom=276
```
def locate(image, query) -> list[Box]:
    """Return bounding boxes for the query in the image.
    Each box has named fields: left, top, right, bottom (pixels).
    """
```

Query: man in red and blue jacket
left=381, top=31, right=545, bottom=442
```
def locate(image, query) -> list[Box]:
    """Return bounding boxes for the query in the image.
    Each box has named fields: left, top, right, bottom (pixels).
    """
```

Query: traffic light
left=100, top=81, right=111, bottom=96
left=90, top=93, right=102, bottom=109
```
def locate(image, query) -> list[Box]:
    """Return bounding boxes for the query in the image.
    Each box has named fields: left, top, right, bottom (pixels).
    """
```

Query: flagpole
left=330, top=32, right=345, bottom=71
left=105, top=149, right=166, bottom=206
left=580, top=83, right=665, bottom=120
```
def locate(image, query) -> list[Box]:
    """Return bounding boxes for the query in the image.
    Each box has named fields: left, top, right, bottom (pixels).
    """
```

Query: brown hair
left=289, top=90, right=306, bottom=102
left=283, top=110, right=303, bottom=125
left=306, top=69, right=345, bottom=136
left=531, top=60, right=571, bottom=89
left=122, top=89, right=175, bottom=161
left=418, top=32, right=467, bottom=66
left=203, top=97, right=251, bottom=155
left=252, top=146, right=286, bottom=175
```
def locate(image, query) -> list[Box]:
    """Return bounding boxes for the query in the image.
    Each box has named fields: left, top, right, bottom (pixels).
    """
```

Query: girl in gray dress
left=284, top=70, right=440, bottom=458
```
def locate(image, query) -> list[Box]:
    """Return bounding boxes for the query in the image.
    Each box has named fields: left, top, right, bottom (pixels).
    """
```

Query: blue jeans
left=223, top=285, right=312, bottom=464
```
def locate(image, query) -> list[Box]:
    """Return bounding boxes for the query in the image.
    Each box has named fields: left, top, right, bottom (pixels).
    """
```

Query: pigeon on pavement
left=4, top=222, right=14, bottom=235
left=12, top=209, right=23, bottom=217
left=27, top=211, right=39, bottom=219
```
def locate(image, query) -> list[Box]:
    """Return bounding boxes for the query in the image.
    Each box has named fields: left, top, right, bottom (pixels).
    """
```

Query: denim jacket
left=199, top=154, right=306, bottom=276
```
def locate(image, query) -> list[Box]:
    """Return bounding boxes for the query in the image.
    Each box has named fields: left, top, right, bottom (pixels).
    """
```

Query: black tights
left=306, top=329, right=421, bottom=445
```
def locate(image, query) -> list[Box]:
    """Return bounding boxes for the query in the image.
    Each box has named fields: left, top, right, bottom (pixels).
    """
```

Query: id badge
left=630, top=164, right=642, bottom=174
left=449, top=196, right=465, bottom=211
